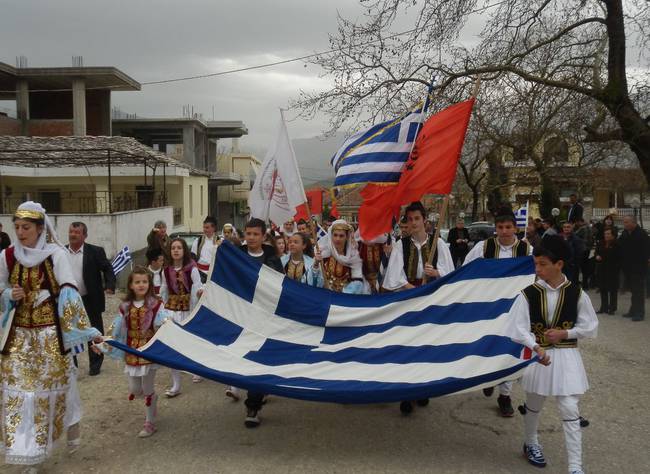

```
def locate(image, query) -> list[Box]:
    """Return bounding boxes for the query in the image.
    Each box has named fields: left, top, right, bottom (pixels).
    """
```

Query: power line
left=0, top=1, right=505, bottom=94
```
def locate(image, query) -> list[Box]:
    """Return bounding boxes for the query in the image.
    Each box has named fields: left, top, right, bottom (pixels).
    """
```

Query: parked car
left=170, top=232, right=202, bottom=250
left=467, top=221, right=495, bottom=245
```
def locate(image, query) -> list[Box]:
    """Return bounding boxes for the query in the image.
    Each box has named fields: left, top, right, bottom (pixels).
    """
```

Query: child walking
left=506, top=235, right=598, bottom=474
left=160, top=237, right=203, bottom=395
left=99, top=267, right=170, bottom=437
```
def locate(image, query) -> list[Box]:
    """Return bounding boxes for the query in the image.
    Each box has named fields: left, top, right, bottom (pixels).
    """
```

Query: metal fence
left=591, top=207, right=650, bottom=228
left=1, top=191, right=168, bottom=214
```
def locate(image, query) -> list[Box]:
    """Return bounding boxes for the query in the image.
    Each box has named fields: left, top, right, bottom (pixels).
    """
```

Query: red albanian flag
left=358, top=98, right=475, bottom=240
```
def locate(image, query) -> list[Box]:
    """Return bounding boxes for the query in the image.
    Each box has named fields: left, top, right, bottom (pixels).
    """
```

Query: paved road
left=4, top=290, right=649, bottom=473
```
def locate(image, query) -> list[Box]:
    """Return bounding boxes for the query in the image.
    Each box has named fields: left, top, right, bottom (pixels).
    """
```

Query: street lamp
left=630, top=196, right=640, bottom=221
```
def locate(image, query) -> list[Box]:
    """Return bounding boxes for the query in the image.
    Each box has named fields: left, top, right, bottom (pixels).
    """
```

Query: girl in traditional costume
left=160, top=238, right=203, bottom=395
left=101, top=267, right=170, bottom=438
left=314, top=220, right=364, bottom=294
left=281, top=233, right=323, bottom=287
left=0, top=201, right=101, bottom=468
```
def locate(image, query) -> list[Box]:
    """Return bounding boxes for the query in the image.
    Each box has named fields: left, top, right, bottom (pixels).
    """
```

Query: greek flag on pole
left=111, top=246, right=132, bottom=275
left=316, top=224, right=328, bottom=242
left=107, top=240, right=537, bottom=403
left=331, top=106, right=426, bottom=188
left=515, top=201, right=529, bottom=228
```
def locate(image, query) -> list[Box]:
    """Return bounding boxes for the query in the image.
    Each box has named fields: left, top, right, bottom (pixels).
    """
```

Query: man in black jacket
left=567, top=194, right=584, bottom=224
left=619, top=215, right=650, bottom=321
left=238, top=218, right=282, bottom=428
left=448, top=218, right=470, bottom=267
left=68, top=222, right=116, bottom=375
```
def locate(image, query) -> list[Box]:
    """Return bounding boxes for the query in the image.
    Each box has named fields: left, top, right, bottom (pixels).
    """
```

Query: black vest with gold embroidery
left=522, top=281, right=580, bottom=349
left=483, top=237, right=529, bottom=259
left=402, top=235, right=438, bottom=285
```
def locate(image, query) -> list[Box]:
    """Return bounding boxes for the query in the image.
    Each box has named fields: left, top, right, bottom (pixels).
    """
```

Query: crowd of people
left=1, top=196, right=648, bottom=473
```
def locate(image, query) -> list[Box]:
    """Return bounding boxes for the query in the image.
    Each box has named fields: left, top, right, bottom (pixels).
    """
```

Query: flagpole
left=279, top=108, right=329, bottom=289
left=423, top=195, right=449, bottom=284
left=422, top=77, right=480, bottom=283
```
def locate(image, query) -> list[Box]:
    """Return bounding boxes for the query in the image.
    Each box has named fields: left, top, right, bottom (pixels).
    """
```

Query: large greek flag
left=331, top=106, right=425, bottom=188
left=107, top=241, right=537, bottom=403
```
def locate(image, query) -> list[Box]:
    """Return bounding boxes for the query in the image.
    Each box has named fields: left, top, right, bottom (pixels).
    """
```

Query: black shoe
left=482, top=387, right=495, bottom=397
left=497, top=395, right=514, bottom=417
left=596, top=307, right=606, bottom=314
left=399, top=401, right=413, bottom=415
left=416, top=399, right=429, bottom=407
left=245, top=409, right=260, bottom=428
left=632, top=315, right=645, bottom=321
left=623, top=312, right=633, bottom=318
left=607, top=309, right=616, bottom=315
left=89, top=367, right=101, bottom=376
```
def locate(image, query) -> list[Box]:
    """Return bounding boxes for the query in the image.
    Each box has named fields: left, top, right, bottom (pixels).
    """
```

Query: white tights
left=524, top=392, right=582, bottom=472
left=128, top=370, right=157, bottom=423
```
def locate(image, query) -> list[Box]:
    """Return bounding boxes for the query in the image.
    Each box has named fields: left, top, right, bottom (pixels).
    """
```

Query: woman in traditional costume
left=314, top=220, right=364, bottom=294
left=0, top=201, right=101, bottom=468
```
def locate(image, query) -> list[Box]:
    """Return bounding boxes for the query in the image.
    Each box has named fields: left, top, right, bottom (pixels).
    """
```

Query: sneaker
left=482, top=387, right=495, bottom=397
left=192, top=375, right=203, bottom=383
left=416, top=399, right=429, bottom=407
left=399, top=401, right=413, bottom=415
left=497, top=395, right=515, bottom=417
left=245, top=408, right=260, bottom=428
left=138, top=421, right=156, bottom=438
left=523, top=443, right=547, bottom=468
left=569, top=470, right=584, bottom=474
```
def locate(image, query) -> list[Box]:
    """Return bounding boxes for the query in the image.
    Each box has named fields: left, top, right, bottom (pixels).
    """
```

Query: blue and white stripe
left=111, top=246, right=132, bottom=275
left=107, top=240, right=537, bottom=404
left=331, top=107, right=424, bottom=187
left=515, top=202, right=528, bottom=228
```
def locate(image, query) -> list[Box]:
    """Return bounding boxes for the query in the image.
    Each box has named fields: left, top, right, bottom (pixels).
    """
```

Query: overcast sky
left=0, top=0, right=369, bottom=152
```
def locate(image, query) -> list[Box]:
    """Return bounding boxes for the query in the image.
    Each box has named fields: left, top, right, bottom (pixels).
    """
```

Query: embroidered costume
left=280, top=254, right=323, bottom=287
left=506, top=276, right=598, bottom=473
left=0, top=202, right=99, bottom=466
left=319, top=220, right=364, bottom=294
left=191, top=234, right=219, bottom=280
left=104, top=296, right=170, bottom=437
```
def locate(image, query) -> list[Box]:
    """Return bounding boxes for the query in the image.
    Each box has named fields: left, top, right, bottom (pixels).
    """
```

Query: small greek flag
left=316, top=224, right=328, bottom=243
left=111, top=246, right=132, bottom=275
left=515, top=201, right=529, bottom=229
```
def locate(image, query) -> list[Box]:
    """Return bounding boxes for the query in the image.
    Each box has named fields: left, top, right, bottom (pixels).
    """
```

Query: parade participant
left=282, top=220, right=296, bottom=237
left=0, top=201, right=101, bottom=467
left=160, top=237, right=203, bottom=394
left=314, top=219, right=364, bottom=294
left=221, top=223, right=236, bottom=240
left=67, top=221, right=116, bottom=376
left=281, top=232, right=323, bottom=287
left=398, top=216, right=409, bottom=240
left=237, top=218, right=283, bottom=427
left=146, top=248, right=165, bottom=296
left=98, top=267, right=170, bottom=438
left=191, top=216, right=220, bottom=283
left=506, top=235, right=597, bottom=474
left=146, top=220, right=170, bottom=261
left=275, top=233, right=288, bottom=257
left=381, top=201, right=453, bottom=414
left=296, top=219, right=310, bottom=234
left=463, top=208, right=532, bottom=417
left=356, top=232, right=388, bottom=294
left=382, top=201, right=454, bottom=292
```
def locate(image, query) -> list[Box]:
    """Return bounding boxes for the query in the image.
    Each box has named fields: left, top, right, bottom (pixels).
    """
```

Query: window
left=189, top=185, right=193, bottom=218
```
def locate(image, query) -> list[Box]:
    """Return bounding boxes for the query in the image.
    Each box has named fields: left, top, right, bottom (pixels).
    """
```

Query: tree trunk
left=471, top=186, right=480, bottom=222
left=539, top=174, right=560, bottom=219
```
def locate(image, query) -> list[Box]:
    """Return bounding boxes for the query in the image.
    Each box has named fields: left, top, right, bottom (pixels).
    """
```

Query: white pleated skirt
left=522, top=347, right=589, bottom=396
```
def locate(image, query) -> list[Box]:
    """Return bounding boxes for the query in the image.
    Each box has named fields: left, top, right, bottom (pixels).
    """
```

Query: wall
left=0, top=206, right=173, bottom=259
left=183, top=175, right=209, bottom=232
left=26, top=119, right=74, bottom=136
left=0, top=116, right=20, bottom=135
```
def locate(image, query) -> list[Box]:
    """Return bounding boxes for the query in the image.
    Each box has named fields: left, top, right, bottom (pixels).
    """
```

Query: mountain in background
left=242, top=132, right=347, bottom=189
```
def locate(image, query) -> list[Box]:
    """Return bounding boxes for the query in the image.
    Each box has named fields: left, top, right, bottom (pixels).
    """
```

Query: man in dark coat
left=448, top=218, right=470, bottom=267
left=567, top=194, right=584, bottom=224
left=561, top=221, right=585, bottom=285
left=67, top=222, right=116, bottom=375
left=618, top=215, right=650, bottom=321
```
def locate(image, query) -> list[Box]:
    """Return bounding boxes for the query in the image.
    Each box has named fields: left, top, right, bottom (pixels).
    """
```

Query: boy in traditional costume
left=506, top=235, right=597, bottom=474
left=463, top=208, right=532, bottom=416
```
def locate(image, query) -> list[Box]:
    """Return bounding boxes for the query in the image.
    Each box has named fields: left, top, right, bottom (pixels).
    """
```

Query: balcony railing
left=0, top=190, right=168, bottom=214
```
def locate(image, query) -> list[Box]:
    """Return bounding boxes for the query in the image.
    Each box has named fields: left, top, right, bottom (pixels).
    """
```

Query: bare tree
left=295, top=0, right=650, bottom=183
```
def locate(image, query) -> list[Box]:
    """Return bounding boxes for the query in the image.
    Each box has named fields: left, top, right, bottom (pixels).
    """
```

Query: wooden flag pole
left=422, top=195, right=449, bottom=284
